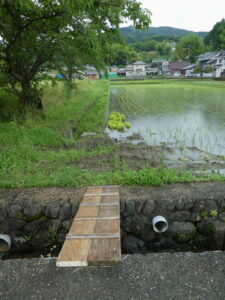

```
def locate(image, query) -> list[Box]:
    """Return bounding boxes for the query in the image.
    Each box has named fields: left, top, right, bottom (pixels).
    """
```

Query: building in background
left=168, top=61, right=191, bottom=76
left=125, top=61, right=147, bottom=78
left=196, top=51, right=225, bottom=78
left=85, top=65, right=99, bottom=80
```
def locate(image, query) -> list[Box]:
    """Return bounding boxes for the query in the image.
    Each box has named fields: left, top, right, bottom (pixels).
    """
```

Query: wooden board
left=57, top=186, right=121, bottom=267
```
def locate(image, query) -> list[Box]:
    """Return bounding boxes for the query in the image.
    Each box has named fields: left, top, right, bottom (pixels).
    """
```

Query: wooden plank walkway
left=56, top=186, right=121, bottom=267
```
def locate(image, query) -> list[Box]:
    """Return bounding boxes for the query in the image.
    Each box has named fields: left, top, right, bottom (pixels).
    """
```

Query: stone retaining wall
left=0, top=184, right=225, bottom=254
left=0, top=201, right=79, bottom=252
left=120, top=196, right=225, bottom=253
left=0, top=187, right=82, bottom=253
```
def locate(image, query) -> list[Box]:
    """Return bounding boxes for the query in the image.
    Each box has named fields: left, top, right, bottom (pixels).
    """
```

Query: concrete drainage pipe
left=152, top=216, right=168, bottom=233
left=0, top=234, right=12, bottom=254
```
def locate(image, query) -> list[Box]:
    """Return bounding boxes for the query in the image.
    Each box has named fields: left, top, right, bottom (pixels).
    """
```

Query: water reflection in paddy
left=108, top=84, right=225, bottom=156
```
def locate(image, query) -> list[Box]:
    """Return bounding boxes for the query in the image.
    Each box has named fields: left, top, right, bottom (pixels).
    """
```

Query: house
left=125, top=61, right=147, bottom=77
left=168, top=61, right=192, bottom=76
left=182, top=64, right=197, bottom=77
left=151, top=59, right=164, bottom=74
left=162, top=61, right=170, bottom=75
left=125, top=64, right=135, bottom=77
left=85, top=71, right=99, bottom=80
left=117, top=68, right=126, bottom=77
left=196, top=51, right=225, bottom=78
left=213, top=51, right=225, bottom=78
left=146, top=64, right=158, bottom=76
left=110, top=65, right=119, bottom=72
left=196, top=52, right=219, bottom=68
left=84, top=65, right=99, bottom=80
left=147, top=59, right=170, bottom=75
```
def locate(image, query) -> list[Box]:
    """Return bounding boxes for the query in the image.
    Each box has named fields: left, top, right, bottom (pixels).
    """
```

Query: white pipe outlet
left=152, top=216, right=168, bottom=233
left=0, top=234, right=12, bottom=252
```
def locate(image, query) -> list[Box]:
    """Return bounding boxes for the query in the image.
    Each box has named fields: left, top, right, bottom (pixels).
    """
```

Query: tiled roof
left=169, top=61, right=191, bottom=71
left=85, top=71, right=98, bottom=75
left=182, top=64, right=196, bottom=70
left=197, top=52, right=221, bottom=61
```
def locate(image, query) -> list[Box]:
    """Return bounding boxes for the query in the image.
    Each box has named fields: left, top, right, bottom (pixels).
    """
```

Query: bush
left=0, top=90, right=20, bottom=122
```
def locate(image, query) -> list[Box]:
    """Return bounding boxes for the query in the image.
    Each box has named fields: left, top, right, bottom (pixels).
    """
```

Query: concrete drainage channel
left=0, top=184, right=225, bottom=259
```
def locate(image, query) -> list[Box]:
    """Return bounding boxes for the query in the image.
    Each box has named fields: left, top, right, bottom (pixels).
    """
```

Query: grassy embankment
left=0, top=79, right=224, bottom=188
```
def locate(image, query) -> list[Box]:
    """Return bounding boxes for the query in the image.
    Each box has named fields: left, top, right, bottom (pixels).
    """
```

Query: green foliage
left=193, top=67, right=203, bottom=74
left=156, top=41, right=171, bottom=57
left=201, top=211, right=208, bottom=219
left=0, top=0, right=151, bottom=110
left=0, top=79, right=111, bottom=187
left=204, top=66, right=213, bottom=73
left=133, top=40, right=157, bottom=52
left=109, top=112, right=126, bottom=122
left=105, top=43, right=141, bottom=66
left=0, top=90, right=20, bottom=121
left=174, top=34, right=205, bottom=63
left=209, top=210, right=218, bottom=218
left=108, top=112, right=130, bottom=131
left=205, top=19, right=225, bottom=50
left=48, top=229, right=57, bottom=241
left=2, top=79, right=225, bottom=188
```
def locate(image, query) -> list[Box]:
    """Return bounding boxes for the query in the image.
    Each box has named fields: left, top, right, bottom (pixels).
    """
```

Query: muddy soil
left=64, top=134, right=225, bottom=175
left=0, top=182, right=224, bottom=206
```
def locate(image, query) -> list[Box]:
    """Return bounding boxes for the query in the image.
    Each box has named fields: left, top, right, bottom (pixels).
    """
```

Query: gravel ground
left=1, top=252, right=225, bottom=300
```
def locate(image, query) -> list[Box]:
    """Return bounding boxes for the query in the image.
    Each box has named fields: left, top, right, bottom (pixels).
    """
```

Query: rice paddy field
left=107, top=81, right=225, bottom=174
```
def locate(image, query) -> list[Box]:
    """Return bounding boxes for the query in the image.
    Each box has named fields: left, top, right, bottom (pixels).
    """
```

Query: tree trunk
left=20, top=81, right=43, bottom=110
left=67, top=68, right=73, bottom=88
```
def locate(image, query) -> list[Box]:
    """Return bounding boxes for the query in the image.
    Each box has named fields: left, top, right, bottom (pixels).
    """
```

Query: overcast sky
left=131, top=0, right=225, bottom=32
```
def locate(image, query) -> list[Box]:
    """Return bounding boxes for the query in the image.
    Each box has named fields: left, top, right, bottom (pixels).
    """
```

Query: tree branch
left=4, top=2, right=65, bottom=52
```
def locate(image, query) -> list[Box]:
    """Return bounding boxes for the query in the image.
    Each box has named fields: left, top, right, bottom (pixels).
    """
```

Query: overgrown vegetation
left=0, top=79, right=112, bottom=187
left=1, top=79, right=225, bottom=188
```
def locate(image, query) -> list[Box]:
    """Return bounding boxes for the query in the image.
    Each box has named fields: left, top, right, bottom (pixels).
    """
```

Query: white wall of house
left=214, top=58, right=225, bottom=77
left=133, top=64, right=146, bottom=77
left=126, top=70, right=135, bottom=77
left=125, top=63, right=146, bottom=77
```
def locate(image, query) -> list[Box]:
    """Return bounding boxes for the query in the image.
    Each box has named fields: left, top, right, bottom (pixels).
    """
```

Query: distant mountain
left=120, top=26, right=208, bottom=43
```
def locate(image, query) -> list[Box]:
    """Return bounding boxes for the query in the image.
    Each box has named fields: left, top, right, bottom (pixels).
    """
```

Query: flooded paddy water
left=107, top=82, right=225, bottom=175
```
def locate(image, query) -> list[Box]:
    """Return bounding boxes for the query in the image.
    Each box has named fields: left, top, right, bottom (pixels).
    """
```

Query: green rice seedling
left=108, top=112, right=130, bottom=131
left=124, top=122, right=131, bottom=129
left=109, top=112, right=125, bottom=122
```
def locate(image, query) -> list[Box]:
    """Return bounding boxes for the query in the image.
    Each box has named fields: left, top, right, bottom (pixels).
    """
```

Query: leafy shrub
left=0, top=90, right=20, bottom=122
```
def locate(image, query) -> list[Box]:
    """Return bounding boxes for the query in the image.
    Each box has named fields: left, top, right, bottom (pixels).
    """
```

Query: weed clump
left=108, top=112, right=131, bottom=131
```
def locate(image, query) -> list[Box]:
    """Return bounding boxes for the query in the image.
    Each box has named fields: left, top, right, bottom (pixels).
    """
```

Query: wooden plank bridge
left=57, top=186, right=121, bottom=267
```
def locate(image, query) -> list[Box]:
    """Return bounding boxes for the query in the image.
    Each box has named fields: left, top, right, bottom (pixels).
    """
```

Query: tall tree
left=104, top=43, right=141, bottom=66
left=54, top=27, right=106, bottom=88
left=205, top=19, right=225, bottom=50
left=174, top=34, right=205, bottom=63
left=0, top=0, right=151, bottom=111
left=156, top=41, right=171, bottom=57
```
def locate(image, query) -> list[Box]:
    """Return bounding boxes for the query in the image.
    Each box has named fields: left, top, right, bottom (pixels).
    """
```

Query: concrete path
left=1, top=252, right=225, bottom=300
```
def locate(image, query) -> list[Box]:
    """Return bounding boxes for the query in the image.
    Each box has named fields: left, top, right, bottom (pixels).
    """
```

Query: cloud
left=140, top=0, right=225, bottom=31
